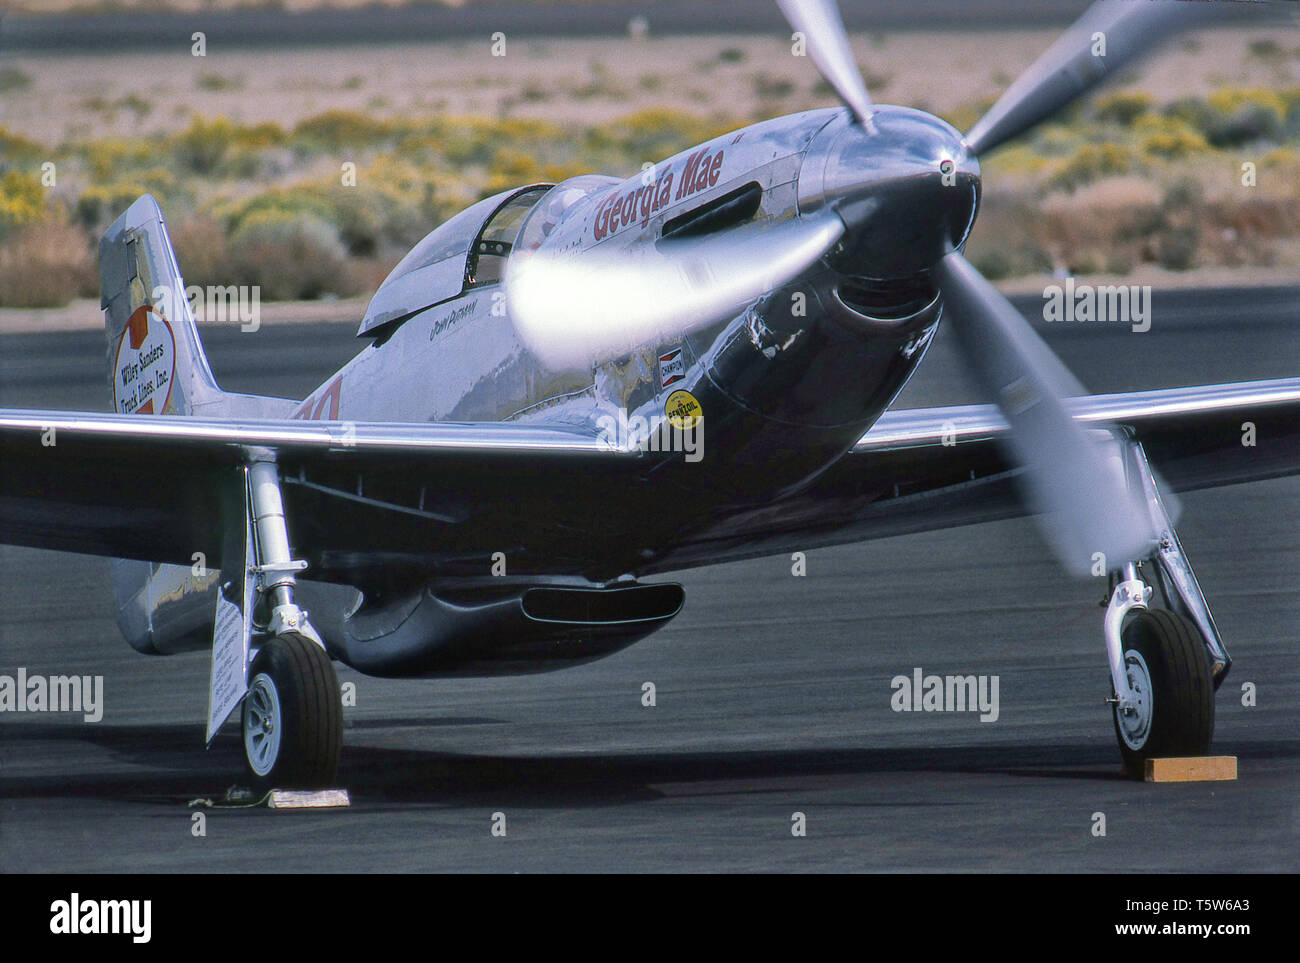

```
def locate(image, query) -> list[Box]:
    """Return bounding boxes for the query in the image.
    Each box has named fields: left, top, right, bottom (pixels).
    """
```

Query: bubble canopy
left=358, top=177, right=623, bottom=337
left=355, top=185, right=541, bottom=337
left=515, top=175, right=623, bottom=255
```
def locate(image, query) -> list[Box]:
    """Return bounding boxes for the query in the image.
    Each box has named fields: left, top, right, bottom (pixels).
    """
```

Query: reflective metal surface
left=798, top=106, right=980, bottom=277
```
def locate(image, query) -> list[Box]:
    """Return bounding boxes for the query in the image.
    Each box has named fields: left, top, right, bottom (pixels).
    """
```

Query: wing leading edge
left=0, top=412, right=638, bottom=579
left=640, top=378, right=1300, bottom=572
left=1, top=378, right=1297, bottom=581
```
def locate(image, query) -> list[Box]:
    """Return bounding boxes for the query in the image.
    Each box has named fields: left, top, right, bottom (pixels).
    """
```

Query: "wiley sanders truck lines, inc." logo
left=113, top=305, right=176, bottom=415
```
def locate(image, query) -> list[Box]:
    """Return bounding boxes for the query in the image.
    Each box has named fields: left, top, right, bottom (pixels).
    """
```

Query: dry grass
left=0, top=222, right=97, bottom=308
left=1, top=26, right=1298, bottom=309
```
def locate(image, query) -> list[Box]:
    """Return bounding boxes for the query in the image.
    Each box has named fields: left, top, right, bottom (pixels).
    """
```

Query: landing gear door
left=205, top=466, right=256, bottom=745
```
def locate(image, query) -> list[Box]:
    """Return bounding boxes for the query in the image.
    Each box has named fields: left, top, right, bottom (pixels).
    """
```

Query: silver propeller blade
left=506, top=209, right=845, bottom=372
left=965, top=0, right=1261, bottom=157
left=776, top=0, right=873, bottom=125
left=934, top=252, right=1160, bottom=576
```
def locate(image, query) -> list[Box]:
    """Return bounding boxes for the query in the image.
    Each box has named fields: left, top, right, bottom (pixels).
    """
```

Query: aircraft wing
left=0, top=411, right=641, bottom=584
left=643, top=378, right=1300, bottom=572
left=2, top=378, right=1298, bottom=583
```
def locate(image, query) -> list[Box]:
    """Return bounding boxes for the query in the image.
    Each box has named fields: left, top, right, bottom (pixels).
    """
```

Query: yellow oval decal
left=664, top=389, right=702, bottom=429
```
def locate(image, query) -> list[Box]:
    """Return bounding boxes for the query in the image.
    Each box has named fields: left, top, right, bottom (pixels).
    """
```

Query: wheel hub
left=243, top=673, right=283, bottom=777
left=1116, top=649, right=1153, bottom=750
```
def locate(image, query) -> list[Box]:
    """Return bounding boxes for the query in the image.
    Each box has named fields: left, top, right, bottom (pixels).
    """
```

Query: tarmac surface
left=0, top=285, right=1296, bottom=872
left=1, top=1, right=1096, bottom=51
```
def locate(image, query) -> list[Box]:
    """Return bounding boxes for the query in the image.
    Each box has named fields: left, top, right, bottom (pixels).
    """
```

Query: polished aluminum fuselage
left=120, top=105, right=982, bottom=672
left=291, top=107, right=975, bottom=575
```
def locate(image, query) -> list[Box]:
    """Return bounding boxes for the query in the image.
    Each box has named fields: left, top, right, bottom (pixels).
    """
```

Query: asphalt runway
left=1, top=286, right=1297, bottom=872
left=2, top=1, right=1095, bottom=51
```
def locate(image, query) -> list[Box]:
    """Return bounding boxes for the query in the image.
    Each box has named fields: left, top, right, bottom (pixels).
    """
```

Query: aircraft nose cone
left=798, top=106, right=980, bottom=278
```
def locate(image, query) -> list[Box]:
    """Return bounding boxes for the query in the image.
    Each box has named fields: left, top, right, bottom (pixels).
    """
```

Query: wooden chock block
left=1143, top=756, right=1237, bottom=783
left=267, top=788, right=351, bottom=809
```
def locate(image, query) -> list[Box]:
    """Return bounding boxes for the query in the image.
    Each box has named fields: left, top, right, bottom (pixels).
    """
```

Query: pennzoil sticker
left=659, top=347, right=685, bottom=389
left=664, top=389, right=702, bottom=429
left=113, top=305, right=176, bottom=415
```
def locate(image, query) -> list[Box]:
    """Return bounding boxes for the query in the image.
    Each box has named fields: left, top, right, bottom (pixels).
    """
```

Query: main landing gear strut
left=240, top=450, right=342, bottom=790
left=1098, top=433, right=1227, bottom=769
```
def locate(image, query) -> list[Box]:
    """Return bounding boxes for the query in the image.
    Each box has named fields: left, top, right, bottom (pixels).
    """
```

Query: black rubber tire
left=1112, top=608, right=1214, bottom=770
left=242, top=632, right=343, bottom=790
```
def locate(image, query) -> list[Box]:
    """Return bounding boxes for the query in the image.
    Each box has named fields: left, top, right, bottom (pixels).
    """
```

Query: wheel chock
left=1143, top=756, right=1237, bottom=783
left=268, top=788, right=351, bottom=809
left=189, top=786, right=351, bottom=809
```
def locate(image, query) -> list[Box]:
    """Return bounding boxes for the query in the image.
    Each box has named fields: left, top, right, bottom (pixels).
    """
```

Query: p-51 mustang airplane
left=2, top=0, right=1297, bottom=787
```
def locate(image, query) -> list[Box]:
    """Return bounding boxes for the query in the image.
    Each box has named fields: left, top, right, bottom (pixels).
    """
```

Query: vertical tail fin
left=100, top=194, right=223, bottom=416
